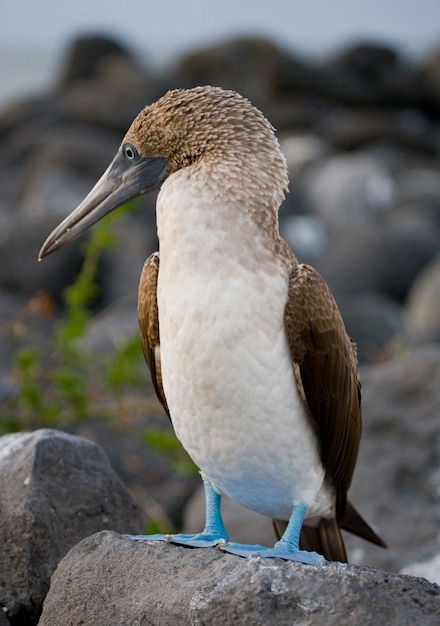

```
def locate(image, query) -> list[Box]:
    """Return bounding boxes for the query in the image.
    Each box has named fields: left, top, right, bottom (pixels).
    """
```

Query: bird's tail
left=273, top=501, right=386, bottom=563
left=341, top=500, right=387, bottom=550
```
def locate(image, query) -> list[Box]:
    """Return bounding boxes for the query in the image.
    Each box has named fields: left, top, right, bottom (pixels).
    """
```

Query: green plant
left=1, top=204, right=197, bottom=533
left=105, top=333, right=145, bottom=395
left=12, top=347, right=58, bottom=426
left=3, top=209, right=135, bottom=428
left=3, top=203, right=195, bottom=452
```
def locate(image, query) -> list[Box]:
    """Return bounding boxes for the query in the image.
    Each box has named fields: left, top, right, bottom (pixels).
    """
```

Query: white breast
left=156, top=171, right=333, bottom=521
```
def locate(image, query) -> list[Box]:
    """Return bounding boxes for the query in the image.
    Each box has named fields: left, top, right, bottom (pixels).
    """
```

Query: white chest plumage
left=156, top=172, right=331, bottom=521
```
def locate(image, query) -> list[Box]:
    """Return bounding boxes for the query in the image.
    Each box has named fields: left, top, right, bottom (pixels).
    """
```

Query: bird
left=39, top=85, right=386, bottom=564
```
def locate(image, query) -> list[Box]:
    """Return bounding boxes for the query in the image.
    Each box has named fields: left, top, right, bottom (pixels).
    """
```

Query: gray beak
left=38, top=145, right=166, bottom=260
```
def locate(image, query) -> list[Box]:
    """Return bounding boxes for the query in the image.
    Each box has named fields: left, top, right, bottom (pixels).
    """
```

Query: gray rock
left=335, top=291, right=403, bottom=363
left=0, top=429, right=143, bottom=625
left=39, top=532, right=440, bottom=626
left=0, top=123, right=120, bottom=300
left=66, top=417, right=200, bottom=532
left=280, top=214, right=328, bottom=264
left=419, top=43, right=440, bottom=110
left=0, top=610, right=9, bottom=626
left=402, top=553, right=440, bottom=586
left=393, top=166, right=440, bottom=213
left=316, top=215, right=440, bottom=301
left=56, top=34, right=162, bottom=132
left=301, top=151, right=395, bottom=223
left=345, top=345, right=440, bottom=576
left=324, top=41, right=422, bottom=106
left=173, top=36, right=295, bottom=112
left=317, top=106, right=437, bottom=153
left=279, top=133, right=332, bottom=176
left=57, top=34, right=139, bottom=87
left=405, top=253, right=440, bottom=343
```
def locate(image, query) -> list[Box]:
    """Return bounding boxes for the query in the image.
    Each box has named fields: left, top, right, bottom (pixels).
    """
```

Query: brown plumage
left=39, top=86, right=386, bottom=563
left=137, top=252, right=169, bottom=417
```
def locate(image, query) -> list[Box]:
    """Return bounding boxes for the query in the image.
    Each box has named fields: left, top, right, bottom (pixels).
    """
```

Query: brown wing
left=137, top=252, right=170, bottom=418
left=284, top=263, right=361, bottom=517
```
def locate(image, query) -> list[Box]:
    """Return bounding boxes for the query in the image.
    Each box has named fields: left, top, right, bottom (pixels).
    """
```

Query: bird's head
left=39, top=86, right=287, bottom=259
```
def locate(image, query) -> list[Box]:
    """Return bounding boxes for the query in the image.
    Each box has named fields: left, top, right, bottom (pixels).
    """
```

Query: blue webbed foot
left=124, top=481, right=230, bottom=549
left=221, top=542, right=326, bottom=565
left=220, top=502, right=326, bottom=565
left=124, top=532, right=228, bottom=548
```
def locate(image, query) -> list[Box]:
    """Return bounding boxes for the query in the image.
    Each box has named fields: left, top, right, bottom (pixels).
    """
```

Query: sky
left=1, top=0, right=440, bottom=105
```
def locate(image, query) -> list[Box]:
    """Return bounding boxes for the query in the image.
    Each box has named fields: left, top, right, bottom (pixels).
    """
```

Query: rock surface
left=38, top=532, right=440, bottom=626
left=348, top=344, right=440, bottom=576
left=405, top=253, right=440, bottom=344
left=0, top=429, right=143, bottom=625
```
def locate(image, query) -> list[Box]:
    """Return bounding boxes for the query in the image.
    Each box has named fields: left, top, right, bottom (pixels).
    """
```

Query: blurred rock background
left=1, top=17, right=440, bottom=596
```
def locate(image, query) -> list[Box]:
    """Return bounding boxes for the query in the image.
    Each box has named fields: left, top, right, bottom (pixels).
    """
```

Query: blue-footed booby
left=39, top=86, right=386, bottom=564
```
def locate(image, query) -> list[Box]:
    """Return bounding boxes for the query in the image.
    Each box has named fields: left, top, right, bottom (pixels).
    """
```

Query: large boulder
left=345, top=345, right=440, bottom=578
left=39, top=532, right=440, bottom=626
left=405, top=253, right=440, bottom=344
left=0, top=429, right=143, bottom=625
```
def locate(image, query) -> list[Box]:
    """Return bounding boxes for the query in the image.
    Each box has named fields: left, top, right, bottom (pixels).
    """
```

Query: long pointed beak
left=38, top=148, right=166, bottom=260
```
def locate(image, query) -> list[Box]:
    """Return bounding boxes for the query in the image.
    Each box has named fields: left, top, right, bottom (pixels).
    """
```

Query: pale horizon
left=1, top=0, right=439, bottom=106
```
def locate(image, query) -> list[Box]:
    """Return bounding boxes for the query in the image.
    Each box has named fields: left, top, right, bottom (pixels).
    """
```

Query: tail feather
left=301, top=518, right=348, bottom=562
left=341, top=501, right=387, bottom=549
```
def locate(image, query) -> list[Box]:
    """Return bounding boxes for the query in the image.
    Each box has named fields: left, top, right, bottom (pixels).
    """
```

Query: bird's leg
left=124, top=481, right=230, bottom=548
left=221, top=503, right=327, bottom=564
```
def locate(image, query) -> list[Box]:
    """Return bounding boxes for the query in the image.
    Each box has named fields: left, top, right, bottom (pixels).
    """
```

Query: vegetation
left=0, top=206, right=198, bottom=532
left=0, top=207, right=196, bottom=465
left=1, top=212, right=136, bottom=429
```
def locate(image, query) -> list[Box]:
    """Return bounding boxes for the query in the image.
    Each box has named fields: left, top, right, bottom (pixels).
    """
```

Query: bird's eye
left=123, top=144, right=137, bottom=160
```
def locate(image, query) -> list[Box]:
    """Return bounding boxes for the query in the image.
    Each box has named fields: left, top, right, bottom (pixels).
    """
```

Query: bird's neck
left=156, top=163, right=288, bottom=271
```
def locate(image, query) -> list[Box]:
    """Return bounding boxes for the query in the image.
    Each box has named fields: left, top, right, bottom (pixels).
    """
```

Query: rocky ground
left=1, top=429, right=439, bottom=625
left=1, top=32, right=440, bottom=624
left=39, top=532, right=439, bottom=626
